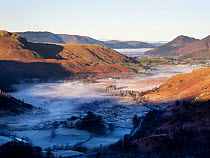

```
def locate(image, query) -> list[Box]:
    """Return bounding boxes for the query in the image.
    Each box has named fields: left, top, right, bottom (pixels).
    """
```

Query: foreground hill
left=16, top=31, right=155, bottom=49
left=99, top=100, right=210, bottom=157
left=0, top=31, right=42, bottom=59
left=143, top=67, right=210, bottom=103
left=0, top=31, right=136, bottom=91
left=145, top=35, right=198, bottom=56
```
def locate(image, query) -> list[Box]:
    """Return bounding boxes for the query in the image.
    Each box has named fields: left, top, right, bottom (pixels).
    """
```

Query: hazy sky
left=1, top=0, right=210, bottom=41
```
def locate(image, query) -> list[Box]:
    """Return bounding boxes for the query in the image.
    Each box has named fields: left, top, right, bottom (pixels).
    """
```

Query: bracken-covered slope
left=145, top=35, right=198, bottom=56
left=143, top=67, right=210, bottom=103
left=0, top=31, right=135, bottom=89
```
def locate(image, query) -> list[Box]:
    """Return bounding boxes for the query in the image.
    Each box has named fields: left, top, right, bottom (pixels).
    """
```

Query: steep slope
left=104, top=40, right=155, bottom=49
left=0, top=30, right=42, bottom=59
left=143, top=67, right=210, bottom=103
left=145, top=35, right=198, bottom=56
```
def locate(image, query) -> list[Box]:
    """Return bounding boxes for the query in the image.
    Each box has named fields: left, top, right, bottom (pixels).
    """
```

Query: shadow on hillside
left=0, top=60, right=72, bottom=88
left=26, top=43, right=65, bottom=59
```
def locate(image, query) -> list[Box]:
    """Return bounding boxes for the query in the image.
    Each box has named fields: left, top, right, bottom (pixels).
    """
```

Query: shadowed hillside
left=0, top=92, right=33, bottom=116
left=98, top=100, right=210, bottom=158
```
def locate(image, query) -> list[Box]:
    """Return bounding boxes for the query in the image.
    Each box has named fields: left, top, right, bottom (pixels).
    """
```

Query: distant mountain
left=57, top=34, right=108, bottom=46
left=16, top=31, right=156, bottom=49
left=176, top=35, right=210, bottom=59
left=104, top=40, right=155, bottom=49
left=145, top=35, right=198, bottom=56
left=16, top=31, right=65, bottom=43
left=149, top=42, right=167, bottom=47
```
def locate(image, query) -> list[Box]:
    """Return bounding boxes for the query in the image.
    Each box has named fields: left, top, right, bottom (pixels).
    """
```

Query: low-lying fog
left=0, top=62, right=205, bottom=156
left=1, top=82, right=148, bottom=151
left=114, top=48, right=152, bottom=57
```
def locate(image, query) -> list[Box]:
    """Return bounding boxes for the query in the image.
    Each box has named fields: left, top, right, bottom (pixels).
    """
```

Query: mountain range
left=16, top=31, right=156, bottom=49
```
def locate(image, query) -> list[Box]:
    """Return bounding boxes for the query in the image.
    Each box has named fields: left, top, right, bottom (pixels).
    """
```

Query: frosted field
left=0, top=63, right=204, bottom=157
left=0, top=82, right=148, bottom=152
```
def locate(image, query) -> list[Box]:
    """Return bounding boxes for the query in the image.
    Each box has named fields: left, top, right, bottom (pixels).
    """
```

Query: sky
left=0, top=0, right=210, bottom=41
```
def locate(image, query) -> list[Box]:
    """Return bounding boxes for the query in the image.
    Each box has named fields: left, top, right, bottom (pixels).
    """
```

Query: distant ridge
left=104, top=40, right=155, bottom=49
left=16, top=31, right=156, bottom=49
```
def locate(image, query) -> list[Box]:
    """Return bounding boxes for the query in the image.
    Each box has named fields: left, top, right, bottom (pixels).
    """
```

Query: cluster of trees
left=0, top=141, right=54, bottom=158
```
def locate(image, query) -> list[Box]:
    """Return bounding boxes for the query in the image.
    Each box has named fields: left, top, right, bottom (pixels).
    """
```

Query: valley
left=0, top=30, right=210, bottom=158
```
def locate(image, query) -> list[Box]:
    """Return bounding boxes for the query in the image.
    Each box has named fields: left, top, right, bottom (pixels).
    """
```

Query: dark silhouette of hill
left=0, top=92, right=33, bottom=116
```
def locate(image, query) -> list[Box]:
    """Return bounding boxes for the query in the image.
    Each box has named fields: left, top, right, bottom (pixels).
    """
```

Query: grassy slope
left=143, top=67, right=210, bottom=103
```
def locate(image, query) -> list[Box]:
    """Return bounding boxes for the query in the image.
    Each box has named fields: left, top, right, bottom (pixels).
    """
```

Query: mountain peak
left=173, top=35, right=197, bottom=42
